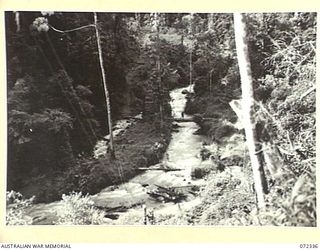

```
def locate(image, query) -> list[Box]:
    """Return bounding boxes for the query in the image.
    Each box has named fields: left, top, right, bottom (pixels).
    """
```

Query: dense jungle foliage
left=6, top=12, right=316, bottom=226
left=6, top=12, right=191, bottom=201
left=185, top=12, right=316, bottom=226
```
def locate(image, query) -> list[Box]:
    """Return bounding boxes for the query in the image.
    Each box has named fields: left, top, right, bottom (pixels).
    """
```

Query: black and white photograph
left=5, top=11, right=316, bottom=226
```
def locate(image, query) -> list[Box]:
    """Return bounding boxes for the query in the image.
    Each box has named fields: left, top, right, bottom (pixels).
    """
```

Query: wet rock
left=191, top=166, right=210, bottom=179
left=104, top=213, right=119, bottom=220
left=32, top=216, right=47, bottom=224
left=221, top=155, right=243, bottom=167
left=217, top=161, right=226, bottom=172
left=212, top=125, right=238, bottom=142
left=199, top=147, right=211, bottom=161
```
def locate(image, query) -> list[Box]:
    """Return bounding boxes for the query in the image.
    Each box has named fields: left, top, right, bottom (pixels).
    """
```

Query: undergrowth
left=54, top=192, right=106, bottom=225
left=6, top=190, right=34, bottom=225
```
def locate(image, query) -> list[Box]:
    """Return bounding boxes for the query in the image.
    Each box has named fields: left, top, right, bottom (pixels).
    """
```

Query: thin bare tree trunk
left=189, top=48, right=193, bottom=91
left=94, top=12, right=115, bottom=158
left=157, top=57, right=164, bottom=131
left=233, top=13, right=267, bottom=209
left=14, top=11, right=20, bottom=32
left=155, top=13, right=164, bottom=132
left=189, top=13, right=194, bottom=92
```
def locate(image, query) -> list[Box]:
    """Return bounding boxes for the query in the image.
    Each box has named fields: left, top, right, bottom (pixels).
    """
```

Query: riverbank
left=155, top=131, right=257, bottom=226
left=185, top=87, right=240, bottom=143
left=19, top=118, right=172, bottom=203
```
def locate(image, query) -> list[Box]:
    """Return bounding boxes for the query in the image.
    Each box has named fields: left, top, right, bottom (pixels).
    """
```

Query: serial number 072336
left=300, top=244, right=318, bottom=248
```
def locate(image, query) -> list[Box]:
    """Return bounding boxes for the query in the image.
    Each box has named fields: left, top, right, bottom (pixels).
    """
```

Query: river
left=27, top=85, right=207, bottom=225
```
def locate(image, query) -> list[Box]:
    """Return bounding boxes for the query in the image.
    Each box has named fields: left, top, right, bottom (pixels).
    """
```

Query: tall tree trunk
left=94, top=12, right=115, bottom=158
left=233, top=13, right=267, bottom=209
left=155, top=13, right=164, bottom=132
left=189, top=47, right=193, bottom=91
left=14, top=11, right=20, bottom=32
left=207, top=13, right=215, bottom=31
left=189, top=13, right=194, bottom=92
left=208, top=14, right=214, bottom=95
